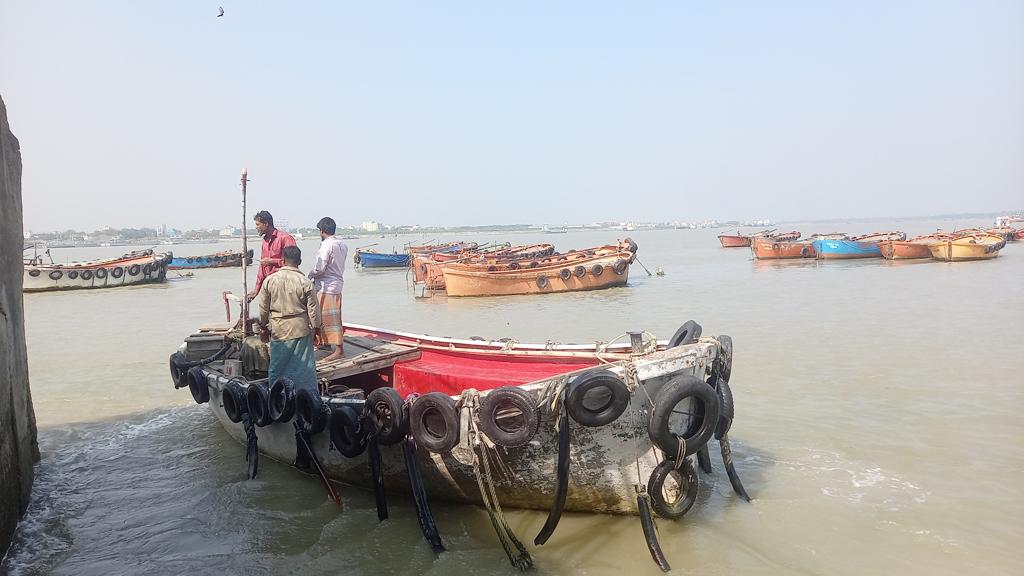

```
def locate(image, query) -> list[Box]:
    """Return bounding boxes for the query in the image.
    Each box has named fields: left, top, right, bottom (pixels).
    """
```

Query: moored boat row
left=746, top=229, right=1015, bottom=262
left=168, top=249, right=253, bottom=270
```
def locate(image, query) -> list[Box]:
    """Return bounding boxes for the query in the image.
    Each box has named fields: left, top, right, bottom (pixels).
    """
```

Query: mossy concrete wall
left=0, top=93, right=39, bottom=556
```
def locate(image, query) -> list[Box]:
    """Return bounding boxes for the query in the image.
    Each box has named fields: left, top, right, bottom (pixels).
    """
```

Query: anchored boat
left=750, top=238, right=815, bottom=260
left=354, top=251, right=411, bottom=268
left=928, top=233, right=1006, bottom=262
left=169, top=249, right=253, bottom=270
left=170, top=316, right=747, bottom=570
left=878, top=233, right=952, bottom=260
left=812, top=231, right=905, bottom=260
left=23, top=249, right=172, bottom=292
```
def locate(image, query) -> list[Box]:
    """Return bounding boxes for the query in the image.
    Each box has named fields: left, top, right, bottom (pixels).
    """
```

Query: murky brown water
left=5, top=218, right=1023, bottom=575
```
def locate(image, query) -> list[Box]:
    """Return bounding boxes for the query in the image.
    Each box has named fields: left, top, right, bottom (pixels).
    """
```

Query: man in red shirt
left=247, top=210, right=297, bottom=302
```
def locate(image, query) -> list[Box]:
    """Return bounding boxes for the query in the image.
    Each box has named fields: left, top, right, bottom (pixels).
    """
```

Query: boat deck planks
left=315, top=335, right=420, bottom=380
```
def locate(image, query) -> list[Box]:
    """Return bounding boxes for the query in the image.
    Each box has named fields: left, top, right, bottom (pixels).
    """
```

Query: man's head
left=282, top=245, right=301, bottom=267
left=317, top=217, right=337, bottom=239
left=254, top=210, right=274, bottom=236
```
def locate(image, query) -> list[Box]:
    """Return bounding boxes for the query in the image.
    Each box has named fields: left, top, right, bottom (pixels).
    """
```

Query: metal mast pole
left=241, top=167, right=250, bottom=335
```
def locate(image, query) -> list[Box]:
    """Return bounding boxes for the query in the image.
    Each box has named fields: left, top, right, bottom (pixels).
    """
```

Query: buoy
left=655, top=267, right=665, bottom=276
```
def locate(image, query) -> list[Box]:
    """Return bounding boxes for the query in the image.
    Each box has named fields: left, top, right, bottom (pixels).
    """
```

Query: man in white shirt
left=308, top=217, right=348, bottom=362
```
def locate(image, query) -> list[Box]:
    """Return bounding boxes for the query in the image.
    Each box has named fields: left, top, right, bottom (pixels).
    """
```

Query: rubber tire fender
left=409, top=392, right=460, bottom=453
left=613, top=259, right=628, bottom=275
left=67, top=270, right=79, bottom=280
left=128, top=264, right=141, bottom=276
left=591, top=263, right=604, bottom=276
left=565, top=369, right=630, bottom=427
left=559, top=268, right=572, bottom=281
left=246, top=382, right=274, bottom=427
left=478, top=386, right=541, bottom=448
left=111, top=267, right=124, bottom=279
left=168, top=352, right=188, bottom=388
left=668, top=320, right=702, bottom=347
left=647, top=458, right=699, bottom=519
left=296, top=387, right=330, bottom=435
left=716, top=335, right=734, bottom=382
left=222, top=378, right=249, bottom=424
left=648, top=374, right=720, bottom=457
left=365, top=387, right=407, bottom=446
left=508, top=261, right=520, bottom=270
left=714, top=377, right=734, bottom=440
left=187, top=366, right=210, bottom=404
left=95, top=267, right=107, bottom=279
left=268, top=377, right=297, bottom=423
left=80, top=269, right=93, bottom=280
left=573, top=265, right=586, bottom=278
left=329, top=404, right=367, bottom=458
left=536, top=275, right=549, bottom=289
left=28, top=269, right=40, bottom=277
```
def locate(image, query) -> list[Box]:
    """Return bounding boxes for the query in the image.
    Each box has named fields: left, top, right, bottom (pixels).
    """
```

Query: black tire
left=49, top=270, right=62, bottom=280
left=330, top=404, right=367, bottom=457
left=246, top=382, right=274, bottom=427
left=647, top=459, right=699, bottom=519
left=565, top=369, right=630, bottom=427
left=668, top=320, right=703, bottom=347
left=187, top=367, right=210, bottom=404
left=296, top=387, right=329, bottom=435
left=169, top=352, right=188, bottom=388
left=28, top=269, right=40, bottom=277
left=574, top=265, right=586, bottom=278
left=486, top=265, right=497, bottom=272
left=222, top=379, right=249, bottom=423
left=365, top=387, right=407, bottom=445
left=648, top=375, right=720, bottom=458
left=128, top=264, right=141, bottom=276
left=143, top=264, right=153, bottom=275
left=111, top=267, right=124, bottom=279
left=529, top=261, right=539, bottom=269
left=624, top=237, right=639, bottom=254
left=559, top=268, right=572, bottom=281
left=409, top=392, right=460, bottom=453
left=187, top=257, right=194, bottom=264
left=715, top=378, right=734, bottom=440
left=536, top=275, right=549, bottom=289
left=591, top=263, right=604, bottom=276
left=268, top=377, right=297, bottom=423
left=479, top=386, right=540, bottom=448
left=508, top=261, right=520, bottom=270
left=80, top=270, right=93, bottom=280
left=717, top=335, right=734, bottom=382
left=67, top=270, right=79, bottom=280
left=613, top=259, right=628, bottom=275
left=95, top=268, right=107, bottom=279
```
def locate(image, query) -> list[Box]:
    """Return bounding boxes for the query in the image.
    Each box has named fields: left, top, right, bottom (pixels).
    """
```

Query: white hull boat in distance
left=23, top=249, right=172, bottom=292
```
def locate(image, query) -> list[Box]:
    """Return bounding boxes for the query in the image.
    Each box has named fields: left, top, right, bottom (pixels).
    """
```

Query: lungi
left=268, top=334, right=317, bottom=394
left=317, top=292, right=344, bottom=346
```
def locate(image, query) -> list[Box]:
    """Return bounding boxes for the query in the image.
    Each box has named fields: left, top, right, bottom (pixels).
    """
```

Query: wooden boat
left=750, top=238, right=815, bottom=259
left=407, top=241, right=478, bottom=255
left=986, top=227, right=1016, bottom=242
left=355, top=251, right=411, bottom=268
left=23, top=249, right=172, bottom=292
left=928, top=233, right=1006, bottom=261
left=812, top=231, right=904, bottom=260
left=769, top=231, right=801, bottom=242
left=1014, top=227, right=1024, bottom=241
left=808, top=232, right=849, bottom=241
left=442, top=252, right=632, bottom=297
left=878, top=233, right=953, bottom=260
left=169, top=317, right=742, bottom=527
left=169, top=249, right=253, bottom=270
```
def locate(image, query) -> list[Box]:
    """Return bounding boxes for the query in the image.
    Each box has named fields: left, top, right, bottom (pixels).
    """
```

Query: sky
left=1, top=1, right=1021, bottom=232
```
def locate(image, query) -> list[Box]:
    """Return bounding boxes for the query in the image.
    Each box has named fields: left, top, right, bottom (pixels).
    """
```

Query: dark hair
left=254, top=210, right=274, bottom=227
left=282, top=245, right=301, bottom=265
left=317, top=217, right=337, bottom=235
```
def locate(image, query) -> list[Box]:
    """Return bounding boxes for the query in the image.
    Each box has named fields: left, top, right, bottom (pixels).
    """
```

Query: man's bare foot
left=323, top=351, right=344, bottom=362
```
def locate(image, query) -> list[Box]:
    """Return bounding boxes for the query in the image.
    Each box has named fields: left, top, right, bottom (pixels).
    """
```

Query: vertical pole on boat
left=241, top=167, right=250, bottom=336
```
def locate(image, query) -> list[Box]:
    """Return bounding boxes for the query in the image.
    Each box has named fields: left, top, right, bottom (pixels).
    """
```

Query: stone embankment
left=0, top=93, right=39, bottom=556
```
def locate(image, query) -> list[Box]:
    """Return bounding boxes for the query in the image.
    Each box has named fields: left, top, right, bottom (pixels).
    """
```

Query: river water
left=4, top=218, right=1023, bottom=575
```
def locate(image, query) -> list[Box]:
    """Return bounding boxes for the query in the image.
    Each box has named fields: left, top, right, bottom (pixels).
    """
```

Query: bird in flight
left=217, top=6, right=225, bottom=17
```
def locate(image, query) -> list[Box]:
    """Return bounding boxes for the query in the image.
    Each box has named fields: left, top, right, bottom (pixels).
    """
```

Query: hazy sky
left=1, top=1, right=1021, bottom=231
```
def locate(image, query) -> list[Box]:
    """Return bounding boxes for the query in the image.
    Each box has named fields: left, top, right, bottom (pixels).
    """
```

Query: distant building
left=220, top=226, right=237, bottom=237
left=361, top=221, right=381, bottom=232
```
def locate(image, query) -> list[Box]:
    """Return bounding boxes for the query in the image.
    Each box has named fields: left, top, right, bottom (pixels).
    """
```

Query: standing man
left=308, top=216, right=348, bottom=362
left=247, top=210, right=297, bottom=302
left=259, top=245, right=322, bottom=394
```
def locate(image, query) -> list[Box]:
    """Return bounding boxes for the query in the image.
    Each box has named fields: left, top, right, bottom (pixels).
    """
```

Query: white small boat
left=23, top=249, right=172, bottom=292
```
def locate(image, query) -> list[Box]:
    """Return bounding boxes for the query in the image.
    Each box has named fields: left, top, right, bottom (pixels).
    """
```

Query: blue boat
left=811, top=239, right=881, bottom=260
left=356, top=251, right=411, bottom=268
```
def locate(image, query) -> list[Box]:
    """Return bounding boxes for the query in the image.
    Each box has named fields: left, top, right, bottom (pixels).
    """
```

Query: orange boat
left=441, top=252, right=632, bottom=297
left=718, top=230, right=773, bottom=247
left=1014, top=227, right=1024, bottom=241
left=986, top=227, right=1016, bottom=242
left=878, top=233, right=953, bottom=260
left=769, top=231, right=801, bottom=242
left=750, top=238, right=815, bottom=259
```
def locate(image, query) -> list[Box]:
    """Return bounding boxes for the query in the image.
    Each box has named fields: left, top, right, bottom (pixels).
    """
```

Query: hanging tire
left=487, top=265, right=497, bottom=272
left=222, top=379, right=249, bottom=423
left=95, top=268, right=107, bottom=279
left=48, top=270, right=62, bottom=280
left=409, top=392, right=460, bottom=453
left=128, top=264, right=141, bottom=276
left=80, top=270, right=93, bottom=280
left=330, top=404, right=367, bottom=457
left=111, top=267, right=124, bottom=279
left=186, top=257, right=194, bottom=264
left=365, top=387, right=406, bottom=445
left=187, top=367, right=210, bottom=404
left=613, top=259, right=628, bottom=275
left=591, top=263, right=604, bottom=276
left=479, top=386, right=540, bottom=448
left=508, top=261, right=520, bottom=270
left=716, top=335, right=734, bottom=382
left=246, top=382, right=274, bottom=427
left=648, top=374, right=720, bottom=458
left=67, top=270, right=79, bottom=280
left=623, top=237, right=639, bottom=254
left=668, top=320, right=702, bottom=347
left=558, top=268, right=572, bottom=281
left=565, top=369, right=630, bottom=427
left=714, top=378, right=734, bottom=440
left=536, top=275, right=549, bottom=289
left=296, top=387, right=329, bottom=435
left=28, top=269, right=40, bottom=277
left=268, top=377, right=297, bottom=423
left=169, top=352, right=188, bottom=388
left=647, top=459, right=699, bottom=519
left=574, top=265, right=586, bottom=278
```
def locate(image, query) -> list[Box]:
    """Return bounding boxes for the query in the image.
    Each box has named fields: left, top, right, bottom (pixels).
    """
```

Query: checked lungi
left=317, top=292, right=344, bottom=345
